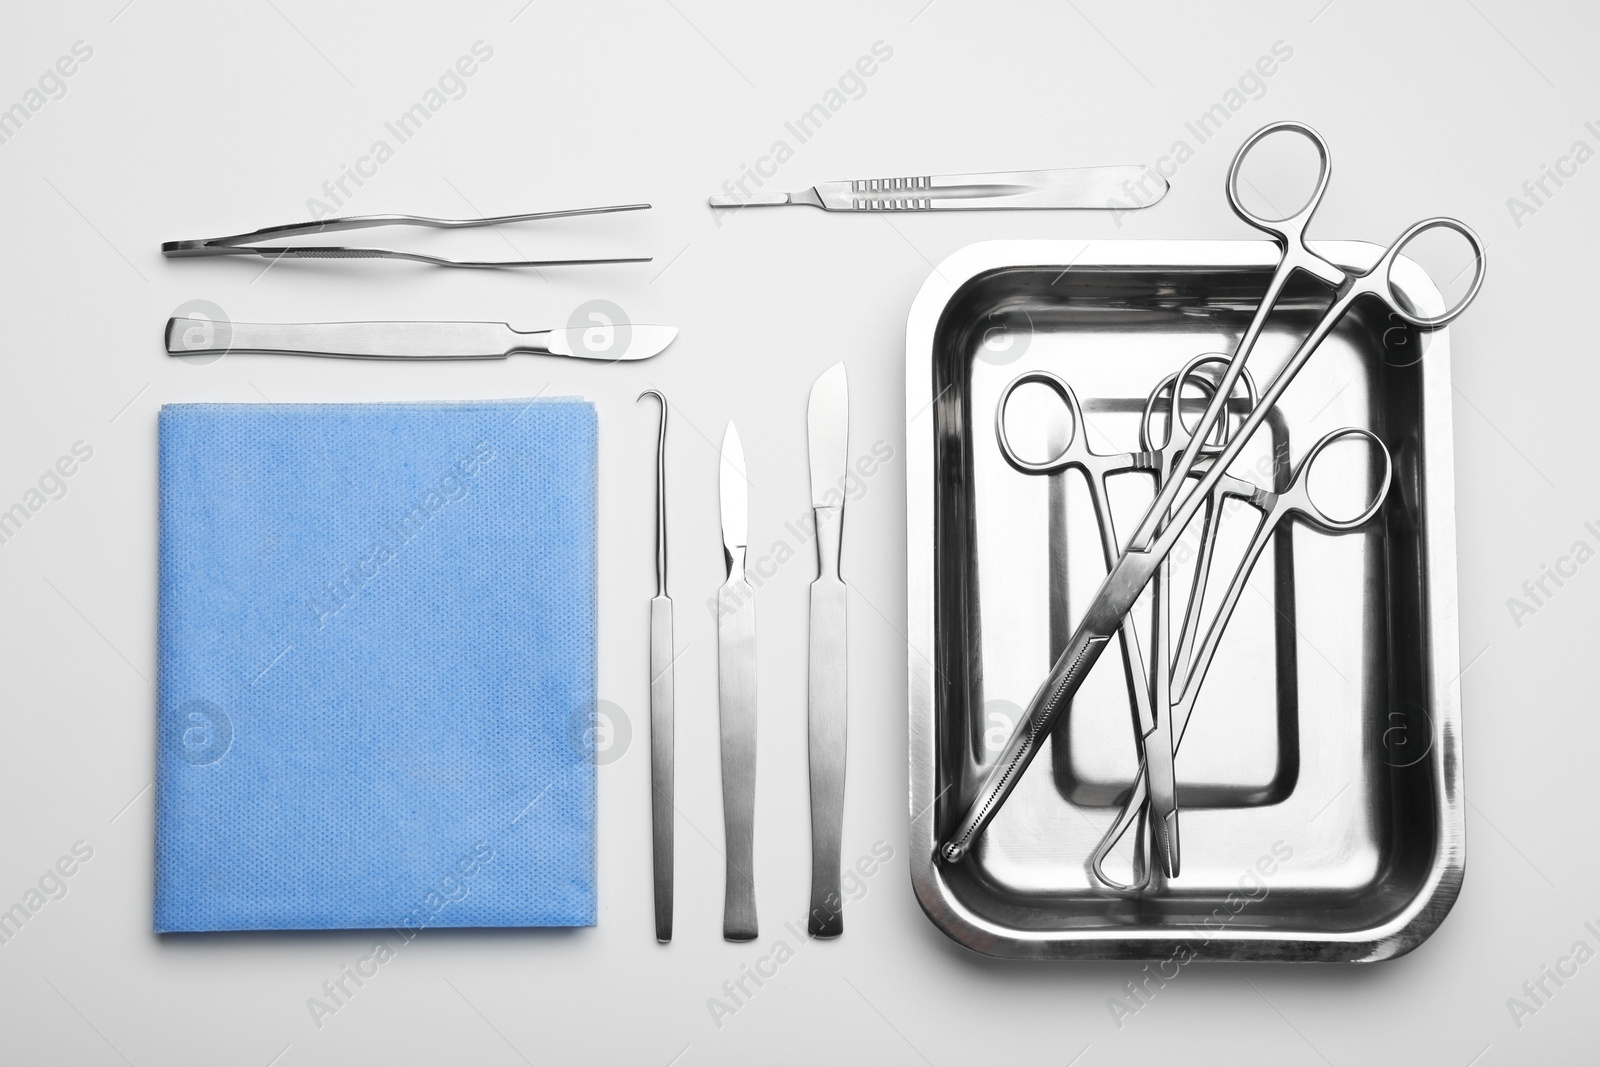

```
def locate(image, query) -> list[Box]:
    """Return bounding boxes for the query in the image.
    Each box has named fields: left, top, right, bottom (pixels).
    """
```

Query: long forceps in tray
left=994, top=356, right=1256, bottom=880
left=995, top=372, right=1162, bottom=868
left=942, top=120, right=1486, bottom=865
left=1133, top=355, right=1261, bottom=880
left=161, top=204, right=653, bottom=268
left=1089, top=424, right=1394, bottom=892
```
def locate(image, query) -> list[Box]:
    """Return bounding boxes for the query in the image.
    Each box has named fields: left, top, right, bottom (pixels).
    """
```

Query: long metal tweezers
left=160, top=204, right=652, bottom=268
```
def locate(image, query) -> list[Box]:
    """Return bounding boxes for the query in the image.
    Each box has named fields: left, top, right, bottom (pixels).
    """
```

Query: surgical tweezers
left=161, top=203, right=653, bottom=268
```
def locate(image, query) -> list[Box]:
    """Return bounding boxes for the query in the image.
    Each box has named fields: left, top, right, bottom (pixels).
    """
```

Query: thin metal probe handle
left=638, top=390, right=673, bottom=942
left=639, top=392, right=669, bottom=595
left=648, top=597, right=675, bottom=942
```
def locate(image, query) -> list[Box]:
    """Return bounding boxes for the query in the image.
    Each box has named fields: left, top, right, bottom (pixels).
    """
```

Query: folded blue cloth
left=155, top=399, right=596, bottom=932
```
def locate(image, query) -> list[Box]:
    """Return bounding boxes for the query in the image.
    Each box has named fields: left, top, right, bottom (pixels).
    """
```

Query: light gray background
left=0, top=0, right=1590, bottom=1064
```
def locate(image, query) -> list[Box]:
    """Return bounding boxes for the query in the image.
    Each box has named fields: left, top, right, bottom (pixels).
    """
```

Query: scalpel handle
left=940, top=624, right=1114, bottom=864
left=717, top=584, right=759, bottom=941
left=807, top=506, right=847, bottom=938
left=819, top=167, right=1162, bottom=210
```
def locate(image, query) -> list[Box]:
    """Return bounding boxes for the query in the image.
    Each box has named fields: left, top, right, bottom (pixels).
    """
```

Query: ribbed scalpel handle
left=843, top=174, right=936, bottom=211
left=817, top=167, right=1161, bottom=211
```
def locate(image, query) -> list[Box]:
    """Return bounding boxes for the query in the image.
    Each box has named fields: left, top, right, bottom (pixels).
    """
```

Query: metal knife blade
left=542, top=324, right=678, bottom=361
left=717, top=422, right=758, bottom=942
left=806, top=364, right=849, bottom=937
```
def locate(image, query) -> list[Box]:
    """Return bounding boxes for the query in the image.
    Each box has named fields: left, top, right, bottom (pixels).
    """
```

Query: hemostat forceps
left=943, top=120, right=1486, bottom=866
left=994, top=356, right=1256, bottom=880
left=1089, top=424, right=1393, bottom=891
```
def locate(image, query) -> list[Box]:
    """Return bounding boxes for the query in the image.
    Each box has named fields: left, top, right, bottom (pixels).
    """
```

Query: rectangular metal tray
left=905, top=240, right=1464, bottom=961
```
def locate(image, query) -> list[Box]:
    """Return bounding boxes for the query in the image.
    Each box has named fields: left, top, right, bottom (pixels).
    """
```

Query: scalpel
left=709, top=167, right=1165, bottom=211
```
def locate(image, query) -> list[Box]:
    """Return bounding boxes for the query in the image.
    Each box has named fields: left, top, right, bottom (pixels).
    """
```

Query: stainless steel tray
left=906, top=240, right=1463, bottom=961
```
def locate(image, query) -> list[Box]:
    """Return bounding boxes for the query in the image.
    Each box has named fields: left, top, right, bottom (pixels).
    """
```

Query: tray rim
left=904, top=239, right=1464, bottom=962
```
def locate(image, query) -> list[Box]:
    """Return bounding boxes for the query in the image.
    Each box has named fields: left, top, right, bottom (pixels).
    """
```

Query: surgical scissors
left=943, top=120, right=1486, bottom=864
left=995, top=355, right=1257, bottom=879
left=1089, top=424, right=1393, bottom=891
